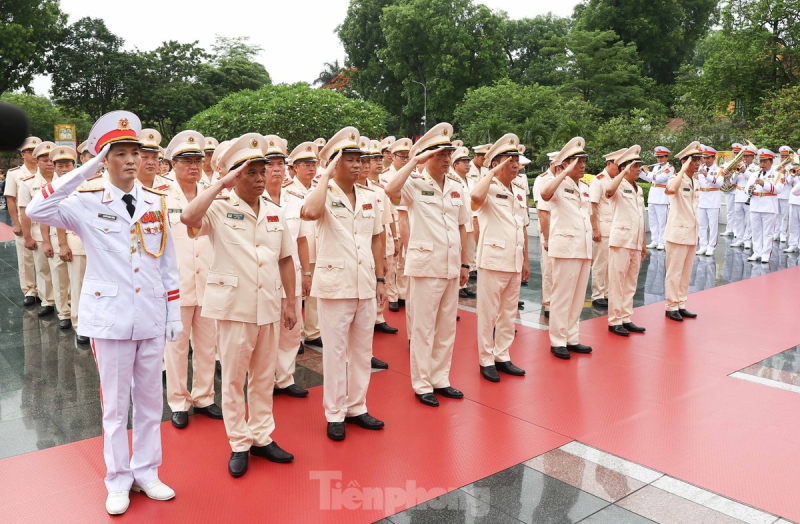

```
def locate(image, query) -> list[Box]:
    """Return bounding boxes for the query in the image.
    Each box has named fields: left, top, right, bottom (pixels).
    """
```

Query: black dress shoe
left=194, top=403, right=223, bottom=419
left=459, top=288, right=476, bottom=298
left=543, top=310, right=550, bottom=318
left=22, top=296, right=36, bottom=307
left=521, top=281, right=528, bottom=286
left=551, top=346, right=570, bottom=359
left=162, top=370, right=167, bottom=387
left=274, top=384, right=309, bottom=398
left=433, top=386, right=464, bottom=398
left=38, top=305, right=54, bottom=317
left=397, top=299, right=406, bottom=307
left=518, top=301, right=524, bottom=310
left=171, top=411, right=188, bottom=428
left=250, top=442, right=294, bottom=463
left=416, top=392, right=439, bottom=407
left=58, top=319, right=72, bottom=330
left=298, top=342, right=304, bottom=355
left=228, top=451, right=249, bottom=477
left=215, top=360, right=222, bottom=378
left=371, top=356, right=388, bottom=370
left=469, top=270, right=477, bottom=280
left=480, top=365, right=500, bottom=382
left=344, top=413, right=385, bottom=430
left=622, top=322, right=646, bottom=333
left=76, top=334, right=90, bottom=345
left=592, top=298, right=609, bottom=308
left=327, top=422, right=346, bottom=441
left=665, top=310, right=683, bottom=322
left=678, top=308, right=697, bottom=318
left=388, top=301, right=399, bottom=312
left=374, top=322, right=399, bottom=334
left=495, top=361, right=526, bottom=376
left=304, top=337, right=323, bottom=348
left=567, top=343, right=593, bottom=354
left=457, top=315, right=461, bottom=321
left=609, top=325, right=629, bottom=337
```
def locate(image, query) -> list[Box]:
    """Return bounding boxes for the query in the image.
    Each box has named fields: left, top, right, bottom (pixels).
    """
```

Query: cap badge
left=118, top=118, right=130, bottom=131
left=250, top=139, right=258, bottom=148
left=306, top=146, right=312, bottom=152
left=269, top=140, right=274, bottom=147
left=149, top=134, right=154, bottom=140
left=188, top=136, right=195, bottom=143
left=349, top=132, right=355, bottom=140
left=509, top=138, right=515, bottom=144
left=442, top=128, right=448, bottom=136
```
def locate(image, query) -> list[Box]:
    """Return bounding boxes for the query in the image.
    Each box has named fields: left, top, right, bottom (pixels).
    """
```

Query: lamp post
left=411, top=79, right=428, bottom=133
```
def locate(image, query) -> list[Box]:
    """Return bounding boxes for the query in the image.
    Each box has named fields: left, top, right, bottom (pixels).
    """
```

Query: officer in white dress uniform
left=730, top=145, right=758, bottom=250
left=25, top=111, right=182, bottom=515
left=638, top=146, right=673, bottom=249
left=776, top=145, right=794, bottom=243
left=746, top=149, right=784, bottom=263
left=697, top=146, right=723, bottom=256
left=720, top=143, right=742, bottom=237
left=784, top=157, right=800, bottom=254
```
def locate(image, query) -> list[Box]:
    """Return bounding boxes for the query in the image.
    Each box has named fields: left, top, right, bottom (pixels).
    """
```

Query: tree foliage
left=500, top=13, right=571, bottom=86
left=0, top=92, right=91, bottom=145
left=186, top=83, right=389, bottom=147
left=751, top=84, right=800, bottom=148
left=0, top=0, right=66, bottom=96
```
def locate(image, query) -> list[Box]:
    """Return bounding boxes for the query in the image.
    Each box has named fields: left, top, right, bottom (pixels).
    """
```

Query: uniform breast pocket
left=315, top=257, right=345, bottom=294
left=359, top=211, right=376, bottom=234
left=81, top=279, right=118, bottom=326
left=482, top=236, right=507, bottom=263
left=222, top=220, right=245, bottom=244
left=90, top=218, right=123, bottom=252
left=419, top=197, right=440, bottom=215
left=203, top=272, right=238, bottom=311
left=550, top=228, right=577, bottom=257
left=264, top=220, right=285, bottom=249
left=405, top=240, right=434, bottom=274
left=451, top=198, right=463, bottom=207
left=169, top=213, right=186, bottom=239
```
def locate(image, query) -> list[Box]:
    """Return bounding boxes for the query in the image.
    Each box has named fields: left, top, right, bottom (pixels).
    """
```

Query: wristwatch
left=461, top=264, right=470, bottom=269
left=303, top=272, right=312, bottom=277
left=376, top=277, right=386, bottom=283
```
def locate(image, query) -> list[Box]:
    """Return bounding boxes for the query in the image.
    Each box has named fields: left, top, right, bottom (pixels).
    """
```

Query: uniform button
left=195, top=253, right=199, bottom=257
left=258, top=284, right=262, bottom=289
left=219, top=280, right=224, bottom=285
left=135, top=288, right=140, bottom=293
left=195, top=269, right=200, bottom=274
left=104, top=227, right=109, bottom=232
left=358, top=261, right=362, bottom=265
left=130, top=228, right=135, bottom=233
left=259, top=263, right=263, bottom=267
left=256, top=244, right=260, bottom=248
left=94, top=292, right=100, bottom=297
left=327, top=264, right=332, bottom=269
left=134, top=268, right=139, bottom=273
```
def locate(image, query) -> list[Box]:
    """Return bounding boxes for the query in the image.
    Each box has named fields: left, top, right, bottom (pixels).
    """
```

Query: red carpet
left=0, top=223, right=15, bottom=242
left=1, top=267, right=800, bottom=522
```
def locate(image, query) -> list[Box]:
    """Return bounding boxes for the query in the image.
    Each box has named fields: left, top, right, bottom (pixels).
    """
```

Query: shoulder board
left=512, top=179, right=525, bottom=189
left=78, top=187, right=103, bottom=193
left=8, top=166, right=22, bottom=173
left=381, top=168, right=390, bottom=174
left=410, top=173, right=424, bottom=179
left=286, top=190, right=304, bottom=199
left=446, top=173, right=461, bottom=183
left=214, top=194, right=229, bottom=200
left=595, top=173, right=605, bottom=180
left=371, top=179, right=385, bottom=188
left=155, top=184, right=170, bottom=191
left=282, top=179, right=293, bottom=188
left=262, top=195, right=281, bottom=207
left=142, top=186, right=167, bottom=196
left=579, top=179, right=588, bottom=186
left=21, top=174, right=35, bottom=182
left=356, top=183, right=373, bottom=192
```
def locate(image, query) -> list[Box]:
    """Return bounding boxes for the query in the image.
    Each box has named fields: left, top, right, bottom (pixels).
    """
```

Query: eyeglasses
left=176, top=158, right=203, bottom=165
left=393, top=153, right=409, bottom=160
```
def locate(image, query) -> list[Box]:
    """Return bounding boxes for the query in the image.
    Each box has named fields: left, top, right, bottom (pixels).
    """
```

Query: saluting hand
left=219, top=160, right=250, bottom=189
left=320, top=153, right=341, bottom=179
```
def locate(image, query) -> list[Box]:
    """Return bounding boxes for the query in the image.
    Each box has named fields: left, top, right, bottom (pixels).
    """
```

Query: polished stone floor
left=2, top=206, right=798, bottom=523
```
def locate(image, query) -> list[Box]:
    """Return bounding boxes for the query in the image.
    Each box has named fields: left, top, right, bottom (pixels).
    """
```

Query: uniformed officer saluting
left=302, top=127, right=387, bottom=440
left=181, top=133, right=298, bottom=477
left=384, top=123, right=470, bottom=407
left=26, top=111, right=183, bottom=515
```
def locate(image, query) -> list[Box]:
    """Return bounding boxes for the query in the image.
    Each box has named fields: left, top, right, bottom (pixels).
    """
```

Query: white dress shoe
left=730, top=240, right=743, bottom=247
left=656, top=244, right=665, bottom=250
left=704, top=248, right=714, bottom=256
left=722, top=231, right=733, bottom=236
left=106, top=491, right=130, bottom=515
left=780, top=236, right=787, bottom=242
left=646, top=242, right=657, bottom=249
left=784, top=247, right=798, bottom=253
left=131, top=480, right=175, bottom=501
left=696, top=248, right=705, bottom=255
left=747, top=254, right=759, bottom=262
left=761, top=256, right=770, bottom=264
left=744, top=243, right=752, bottom=250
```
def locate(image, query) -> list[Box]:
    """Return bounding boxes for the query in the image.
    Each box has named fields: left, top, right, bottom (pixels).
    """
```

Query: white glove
left=74, top=144, right=110, bottom=180
left=166, top=320, right=184, bottom=342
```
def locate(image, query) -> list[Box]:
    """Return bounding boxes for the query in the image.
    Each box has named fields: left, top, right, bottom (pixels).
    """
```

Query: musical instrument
left=721, top=140, right=755, bottom=193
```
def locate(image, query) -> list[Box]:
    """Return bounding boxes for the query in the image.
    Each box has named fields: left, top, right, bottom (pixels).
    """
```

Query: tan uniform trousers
left=319, top=298, right=376, bottom=422
left=608, top=247, right=641, bottom=326
left=665, top=242, right=696, bottom=311
left=32, top=247, right=54, bottom=307
left=217, top=319, right=279, bottom=451
left=462, top=234, right=477, bottom=289
left=303, top=263, right=321, bottom=340
left=67, top=255, right=86, bottom=329
left=591, top=236, right=609, bottom=301
left=385, top=253, right=398, bottom=303
left=477, top=269, right=521, bottom=367
left=15, top=236, right=37, bottom=297
left=47, top=244, right=70, bottom=320
left=540, top=242, right=552, bottom=311
left=165, top=305, right=217, bottom=412
left=396, top=247, right=408, bottom=300
left=408, top=276, right=458, bottom=394
left=276, top=297, right=302, bottom=388
left=549, top=258, right=591, bottom=347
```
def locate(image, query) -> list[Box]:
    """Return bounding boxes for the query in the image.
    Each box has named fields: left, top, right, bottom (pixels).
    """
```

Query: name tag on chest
left=564, top=188, right=574, bottom=194
left=226, top=213, right=245, bottom=220
left=623, top=189, right=633, bottom=194
left=496, top=194, right=508, bottom=200
left=682, top=187, right=691, bottom=192
left=331, top=201, right=346, bottom=208
left=168, top=208, right=182, bottom=214
left=98, top=213, right=117, bottom=221
left=421, top=191, right=435, bottom=196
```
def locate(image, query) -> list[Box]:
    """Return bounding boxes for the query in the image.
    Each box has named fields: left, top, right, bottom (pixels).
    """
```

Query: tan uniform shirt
left=3, top=165, right=36, bottom=204
left=609, top=178, right=646, bottom=250
left=167, top=181, right=213, bottom=306
left=307, top=180, right=382, bottom=300
left=400, top=171, right=469, bottom=279
left=280, top=184, right=310, bottom=298
left=476, top=178, right=529, bottom=273
left=546, top=177, right=592, bottom=259
left=18, top=172, right=59, bottom=242
left=450, top=173, right=474, bottom=234
left=589, top=170, right=613, bottom=237
left=663, top=174, right=700, bottom=245
left=366, top=178, right=395, bottom=256
left=193, top=190, right=296, bottom=325
left=533, top=171, right=554, bottom=216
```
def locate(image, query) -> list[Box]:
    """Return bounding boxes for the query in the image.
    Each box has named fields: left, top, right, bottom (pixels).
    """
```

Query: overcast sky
left=33, top=0, right=580, bottom=96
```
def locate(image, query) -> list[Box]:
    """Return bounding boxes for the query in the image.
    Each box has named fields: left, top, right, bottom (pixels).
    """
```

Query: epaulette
left=155, top=184, right=170, bottom=191
left=7, top=166, right=21, bottom=173
left=381, top=168, right=390, bottom=174
left=214, top=194, right=229, bottom=200
left=370, top=179, right=385, bottom=188
left=78, top=187, right=103, bottom=193
left=446, top=173, right=461, bottom=184
left=282, top=179, right=293, bottom=188
left=512, top=179, right=525, bottom=189
left=21, top=174, right=35, bottom=182
left=262, top=195, right=281, bottom=207
left=410, top=173, right=424, bottom=179
left=595, top=173, right=605, bottom=180
left=579, top=179, right=588, bottom=186
left=142, top=186, right=167, bottom=196
left=285, top=189, right=304, bottom=199
left=356, top=183, right=373, bottom=192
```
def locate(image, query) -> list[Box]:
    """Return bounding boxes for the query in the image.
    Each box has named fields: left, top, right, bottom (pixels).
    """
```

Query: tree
left=751, top=84, right=800, bottom=149
left=575, top=0, right=717, bottom=84
left=201, top=35, right=271, bottom=97
left=0, top=93, right=92, bottom=146
left=560, top=30, right=658, bottom=117
left=499, top=13, right=571, bottom=86
left=211, top=36, right=263, bottom=61
left=379, top=0, right=506, bottom=134
left=46, top=17, right=134, bottom=120
left=314, top=60, right=346, bottom=87
left=186, top=83, right=389, bottom=147
left=0, top=0, right=66, bottom=96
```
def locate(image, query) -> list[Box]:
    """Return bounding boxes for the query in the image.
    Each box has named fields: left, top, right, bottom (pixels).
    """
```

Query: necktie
left=121, top=194, right=135, bottom=218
